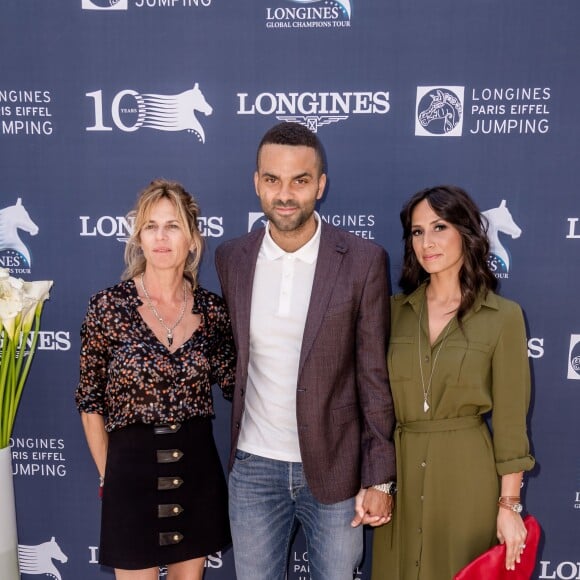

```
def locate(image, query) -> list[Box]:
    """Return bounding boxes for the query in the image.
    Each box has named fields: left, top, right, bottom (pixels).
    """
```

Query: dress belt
left=397, top=415, right=483, bottom=434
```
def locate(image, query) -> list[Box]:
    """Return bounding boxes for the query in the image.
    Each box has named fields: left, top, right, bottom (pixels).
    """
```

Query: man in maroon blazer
left=215, top=122, right=396, bottom=580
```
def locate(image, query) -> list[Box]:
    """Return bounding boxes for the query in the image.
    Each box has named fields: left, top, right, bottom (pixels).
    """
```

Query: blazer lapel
left=299, top=224, right=347, bottom=371
left=233, top=229, right=264, bottom=372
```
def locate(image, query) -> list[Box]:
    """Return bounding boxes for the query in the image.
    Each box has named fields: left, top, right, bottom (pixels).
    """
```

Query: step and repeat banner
left=1, top=1, right=579, bottom=578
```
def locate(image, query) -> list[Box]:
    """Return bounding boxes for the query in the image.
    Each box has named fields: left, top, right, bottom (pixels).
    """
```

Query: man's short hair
left=256, top=122, right=325, bottom=173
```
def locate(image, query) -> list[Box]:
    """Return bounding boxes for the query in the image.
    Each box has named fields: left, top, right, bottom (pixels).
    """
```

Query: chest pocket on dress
left=388, top=336, right=414, bottom=381
left=446, top=339, right=492, bottom=388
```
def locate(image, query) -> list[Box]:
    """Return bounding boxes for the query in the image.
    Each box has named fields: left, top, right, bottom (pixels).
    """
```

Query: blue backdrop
left=1, top=1, right=579, bottom=578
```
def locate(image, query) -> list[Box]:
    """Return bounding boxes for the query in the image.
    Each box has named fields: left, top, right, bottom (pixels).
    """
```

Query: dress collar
left=400, top=281, right=500, bottom=315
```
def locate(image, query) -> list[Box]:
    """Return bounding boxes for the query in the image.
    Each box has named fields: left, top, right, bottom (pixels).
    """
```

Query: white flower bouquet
left=0, top=267, right=53, bottom=448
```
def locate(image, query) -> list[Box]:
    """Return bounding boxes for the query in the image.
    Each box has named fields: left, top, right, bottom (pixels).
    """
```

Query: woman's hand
left=351, top=487, right=394, bottom=528
left=497, top=508, right=527, bottom=570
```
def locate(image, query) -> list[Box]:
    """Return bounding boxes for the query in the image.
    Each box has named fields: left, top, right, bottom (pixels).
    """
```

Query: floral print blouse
left=76, top=279, right=235, bottom=432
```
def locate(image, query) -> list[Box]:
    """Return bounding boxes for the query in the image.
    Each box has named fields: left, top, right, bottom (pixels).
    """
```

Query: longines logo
left=265, top=0, right=351, bottom=29
left=567, top=335, right=580, bottom=380
left=291, top=551, right=362, bottom=579
left=566, top=218, right=580, bottom=239
left=88, top=547, right=223, bottom=568
left=11, top=437, right=67, bottom=478
left=80, top=215, right=224, bottom=241
left=18, top=537, right=68, bottom=579
left=527, top=338, right=544, bottom=359
left=0, top=198, right=39, bottom=275
left=482, top=200, right=522, bottom=279
left=248, top=212, right=377, bottom=239
left=469, top=86, right=551, bottom=135
left=320, top=213, right=376, bottom=239
left=415, top=85, right=551, bottom=136
left=28, top=331, right=71, bottom=352
left=237, top=90, right=390, bottom=133
left=82, top=0, right=210, bottom=10
left=415, top=86, right=464, bottom=137
left=86, top=83, right=213, bottom=143
left=539, top=561, right=580, bottom=579
left=0, top=89, right=54, bottom=136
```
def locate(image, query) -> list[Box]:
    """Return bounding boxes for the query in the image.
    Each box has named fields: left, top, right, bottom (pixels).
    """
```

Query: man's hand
left=351, top=487, right=393, bottom=528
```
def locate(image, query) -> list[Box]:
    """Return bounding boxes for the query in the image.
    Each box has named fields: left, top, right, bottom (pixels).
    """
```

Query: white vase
left=0, top=446, right=20, bottom=580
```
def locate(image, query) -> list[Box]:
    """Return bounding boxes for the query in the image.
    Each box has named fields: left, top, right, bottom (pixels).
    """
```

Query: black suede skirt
left=99, top=417, right=231, bottom=570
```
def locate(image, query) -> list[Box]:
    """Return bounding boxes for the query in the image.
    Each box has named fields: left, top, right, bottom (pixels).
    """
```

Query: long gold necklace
left=418, top=299, right=452, bottom=413
left=140, top=273, right=187, bottom=347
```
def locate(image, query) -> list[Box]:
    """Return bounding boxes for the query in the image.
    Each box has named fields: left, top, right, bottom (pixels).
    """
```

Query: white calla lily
left=21, top=280, right=53, bottom=331
left=0, top=290, right=23, bottom=341
left=22, top=280, right=53, bottom=303
left=0, top=270, right=54, bottom=448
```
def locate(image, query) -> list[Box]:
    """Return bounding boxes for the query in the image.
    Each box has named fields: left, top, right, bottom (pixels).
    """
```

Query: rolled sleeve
left=491, top=301, right=535, bottom=475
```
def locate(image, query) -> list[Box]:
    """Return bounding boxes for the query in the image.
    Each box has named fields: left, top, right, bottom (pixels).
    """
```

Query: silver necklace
left=418, top=298, right=452, bottom=413
left=140, top=273, right=187, bottom=347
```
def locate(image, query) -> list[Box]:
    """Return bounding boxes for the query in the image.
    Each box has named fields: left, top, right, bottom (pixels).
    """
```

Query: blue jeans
left=229, top=450, right=363, bottom=580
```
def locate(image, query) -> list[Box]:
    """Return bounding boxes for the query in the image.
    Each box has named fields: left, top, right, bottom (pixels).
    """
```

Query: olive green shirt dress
left=371, top=284, right=535, bottom=580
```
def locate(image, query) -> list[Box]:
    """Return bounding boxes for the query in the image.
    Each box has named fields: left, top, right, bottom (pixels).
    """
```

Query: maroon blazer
left=215, top=222, right=396, bottom=504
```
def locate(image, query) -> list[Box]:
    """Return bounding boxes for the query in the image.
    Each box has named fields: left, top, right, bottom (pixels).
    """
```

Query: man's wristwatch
left=371, top=481, right=397, bottom=495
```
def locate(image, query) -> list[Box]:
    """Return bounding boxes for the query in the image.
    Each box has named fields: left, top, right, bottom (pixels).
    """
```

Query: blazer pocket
left=332, top=404, right=359, bottom=426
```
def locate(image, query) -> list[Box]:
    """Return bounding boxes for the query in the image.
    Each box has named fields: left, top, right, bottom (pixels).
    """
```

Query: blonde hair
left=122, top=179, right=204, bottom=287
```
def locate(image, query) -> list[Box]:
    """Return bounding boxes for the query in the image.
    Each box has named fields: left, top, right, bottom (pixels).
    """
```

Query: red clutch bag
left=454, top=515, right=540, bottom=580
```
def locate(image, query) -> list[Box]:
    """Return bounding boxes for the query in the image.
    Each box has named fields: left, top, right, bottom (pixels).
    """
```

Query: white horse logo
left=248, top=212, right=268, bottom=232
left=482, top=200, right=522, bottom=271
left=136, top=83, right=213, bottom=143
left=18, top=537, right=68, bottom=580
left=0, top=198, right=39, bottom=266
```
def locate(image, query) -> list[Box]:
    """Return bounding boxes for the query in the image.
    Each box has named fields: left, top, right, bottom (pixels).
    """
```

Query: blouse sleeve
left=75, top=296, right=110, bottom=416
left=208, top=299, right=236, bottom=401
left=491, top=300, right=535, bottom=475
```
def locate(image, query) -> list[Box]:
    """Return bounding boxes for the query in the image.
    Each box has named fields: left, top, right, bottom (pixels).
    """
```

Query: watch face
left=386, top=482, right=397, bottom=495
left=513, top=503, right=523, bottom=513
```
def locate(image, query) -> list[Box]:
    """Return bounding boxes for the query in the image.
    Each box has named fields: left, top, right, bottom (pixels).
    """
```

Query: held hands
left=351, top=487, right=393, bottom=528
left=497, top=508, right=527, bottom=570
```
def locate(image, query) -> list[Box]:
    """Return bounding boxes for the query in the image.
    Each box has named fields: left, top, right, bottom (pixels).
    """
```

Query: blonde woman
left=76, top=179, right=234, bottom=580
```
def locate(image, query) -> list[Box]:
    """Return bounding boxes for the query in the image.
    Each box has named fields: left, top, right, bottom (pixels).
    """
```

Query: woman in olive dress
left=372, top=185, right=535, bottom=580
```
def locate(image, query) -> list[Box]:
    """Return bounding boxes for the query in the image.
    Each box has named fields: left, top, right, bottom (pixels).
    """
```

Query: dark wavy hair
left=256, top=122, right=325, bottom=174
left=399, top=185, right=497, bottom=323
